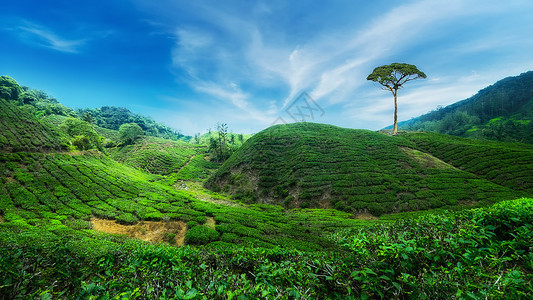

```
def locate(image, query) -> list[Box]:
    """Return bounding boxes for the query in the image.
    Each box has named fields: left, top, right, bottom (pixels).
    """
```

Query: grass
left=206, top=123, right=529, bottom=215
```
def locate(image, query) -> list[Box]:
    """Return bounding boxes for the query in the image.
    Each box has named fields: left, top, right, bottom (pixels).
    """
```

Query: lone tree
left=119, top=123, right=144, bottom=145
left=367, top=63, right=426, bottom=135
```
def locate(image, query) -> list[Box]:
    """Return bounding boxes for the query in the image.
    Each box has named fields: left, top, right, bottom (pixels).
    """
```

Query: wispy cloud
left=137, top=0, right=533, bottom=132
left=15, top=22, right=88, bottom=53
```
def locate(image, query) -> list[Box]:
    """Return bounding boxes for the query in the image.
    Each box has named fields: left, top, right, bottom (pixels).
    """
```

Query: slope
left=0, top=102, right=371, bottom=251
left=107, top=136, right=217, bottom=178
left=396, top=71, right=533, bottom=142
left=403, top=132, right=533, bottom=194
left=0, top=98, right=67, bottom=152
left=206, top=123, right=528, bottom=215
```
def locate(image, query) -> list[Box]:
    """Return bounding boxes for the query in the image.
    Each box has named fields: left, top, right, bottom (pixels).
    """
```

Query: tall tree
left=367, top=63, right=426, bottom=135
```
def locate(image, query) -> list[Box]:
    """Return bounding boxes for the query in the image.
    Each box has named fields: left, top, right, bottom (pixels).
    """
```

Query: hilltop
left=206, top=122, right=531, bottom=215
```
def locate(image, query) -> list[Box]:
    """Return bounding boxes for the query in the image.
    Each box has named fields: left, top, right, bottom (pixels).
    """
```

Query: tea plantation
left=0, top=99, right=67, bottom=153
left=108, top=136, right=217, bottom=178
left=207, top=123, right=531, bottom=215
left=1, top=96, right=532, bottom=298
left=404, top=132, right=533, bottom=194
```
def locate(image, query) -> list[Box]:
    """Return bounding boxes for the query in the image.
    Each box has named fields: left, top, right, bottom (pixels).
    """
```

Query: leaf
left=392, top=282, right=401, bottom=290
left=183, top=288, right=198, bottom=299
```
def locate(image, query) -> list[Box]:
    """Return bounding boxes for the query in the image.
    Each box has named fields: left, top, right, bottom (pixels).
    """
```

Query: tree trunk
left=393, top=89, right=398, bottom=135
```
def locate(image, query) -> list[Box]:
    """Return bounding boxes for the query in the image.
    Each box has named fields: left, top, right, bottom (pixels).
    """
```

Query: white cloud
left=16, top=22, right=87, bottom=53
left=138, top=0, right=533, bottom=133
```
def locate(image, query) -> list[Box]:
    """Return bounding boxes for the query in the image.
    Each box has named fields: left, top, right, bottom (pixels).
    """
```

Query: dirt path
left=176, top=154, right=197, bottom=174
left=91, top=218, right=187, bottom=246
left=205, top=217, right=216, bottom=229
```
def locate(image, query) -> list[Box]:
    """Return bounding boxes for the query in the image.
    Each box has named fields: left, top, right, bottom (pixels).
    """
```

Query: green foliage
left=77, top=106, right=188, bottom=141
left=208, top=123, right=236, bottom=162
left=0, top=76, right=74, bottom=118
left=0, top=199, right=532, bottom=298
left=108, top=136, right=213, bottom=176
left=118, top=122, right=144, bottom=145
left=185, top=225, right=220, bottom=245
left=400, top=71, right=533, bottom=143
left=59, top=118, right=103, bottom=151
left=333, top=198, right=533, bottom=298
left=0, top=99, right=68, bottom=152
left=0, top=76, right=23, bottom=100
left=207, top=123, right=526, bottom=215
left=366, top=63, right=427, bottom=87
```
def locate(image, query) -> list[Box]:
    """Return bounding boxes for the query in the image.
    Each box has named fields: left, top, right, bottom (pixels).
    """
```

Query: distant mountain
left=396, top=71, right=533, bottom=143
left=206, top=122, right=529, bottom=215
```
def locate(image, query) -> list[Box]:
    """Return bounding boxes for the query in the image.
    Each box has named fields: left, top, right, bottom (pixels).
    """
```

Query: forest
left=396, top=71, right=533, bottom=143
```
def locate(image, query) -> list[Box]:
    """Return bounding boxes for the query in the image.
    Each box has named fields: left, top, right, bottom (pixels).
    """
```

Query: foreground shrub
left=184, top=225, right=219, bottom=245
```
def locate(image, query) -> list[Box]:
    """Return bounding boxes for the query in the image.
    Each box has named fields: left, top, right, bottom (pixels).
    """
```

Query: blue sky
left=1, top=0, right=533, bottom=135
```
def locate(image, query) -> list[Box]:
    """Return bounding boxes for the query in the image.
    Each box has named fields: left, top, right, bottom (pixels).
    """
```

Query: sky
left=1, top=0, right=533, bottom=135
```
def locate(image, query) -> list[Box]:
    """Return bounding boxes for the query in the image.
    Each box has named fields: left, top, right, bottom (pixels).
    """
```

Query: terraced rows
left=404, top=132, right=533, bottom=194
left=0, top=99, right=67, bottom=152
left=0, top=150, right=369, bottom=250
left=207, top=123, right=526, bottom=215
left=0, top=152, right=201, bottom=225
left=108, top=137, right=213, bottom=176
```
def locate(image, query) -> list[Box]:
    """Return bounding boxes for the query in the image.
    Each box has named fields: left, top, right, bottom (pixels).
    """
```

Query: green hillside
left=403, top=132, right=533, bottom=194
left=206, top=123, right=529, bottom=215
left=1, top=76, right=532, bottom=298
left=396, top=71, right=533, bottom=143
left=0, top=98, right=67, bottom=152
left=107, top=136, right=216, bottom=178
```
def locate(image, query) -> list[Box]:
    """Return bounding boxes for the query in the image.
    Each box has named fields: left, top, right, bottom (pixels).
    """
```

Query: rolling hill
left=1, top=76, right=533, bottom=298
left=206, top=122, right=531, bottom=215
left=107, top=136, right=217, bottom=180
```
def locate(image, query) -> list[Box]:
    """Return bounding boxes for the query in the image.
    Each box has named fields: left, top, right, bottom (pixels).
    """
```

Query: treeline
left=77, top=106, right=189, bottom=141
left=0, top=76, right=75, bottom=118
left=0, top=76, right=189, bottom=142
left=398, top=71, right=533, bottom=143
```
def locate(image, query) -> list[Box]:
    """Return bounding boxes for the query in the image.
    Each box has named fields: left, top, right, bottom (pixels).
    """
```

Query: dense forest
left=396, top=71, right=533, bottom=143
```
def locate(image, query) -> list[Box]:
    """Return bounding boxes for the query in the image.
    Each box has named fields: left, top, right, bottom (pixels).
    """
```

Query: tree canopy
left=119, top=123, right=144, bottom=145
left=367, top=63, right=426, bottom=134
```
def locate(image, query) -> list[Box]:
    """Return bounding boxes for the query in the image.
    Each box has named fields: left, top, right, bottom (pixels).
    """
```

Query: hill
left=107, top=136, right=218, bottom=180
left=1, top=78, right=532, bottom=298
left=403, top=132, right=533, bottom=195
left=206, top=123, right=530, bottom=215
left=396, top=71, right=533, bottom=143
left=0, top=98, right=67, bottom=152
